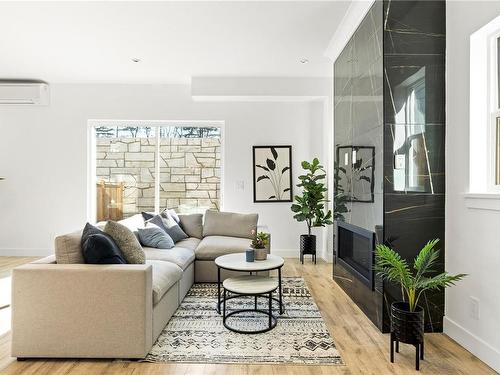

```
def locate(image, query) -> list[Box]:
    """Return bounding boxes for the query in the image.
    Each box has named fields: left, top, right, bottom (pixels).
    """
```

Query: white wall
left=0, top=82, right=330, bottom=257
left=446, top=2, right=500, bottom=372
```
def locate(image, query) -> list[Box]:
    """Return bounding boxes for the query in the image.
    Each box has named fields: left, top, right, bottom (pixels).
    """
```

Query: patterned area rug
left=144, top=277, right=344, bottom=365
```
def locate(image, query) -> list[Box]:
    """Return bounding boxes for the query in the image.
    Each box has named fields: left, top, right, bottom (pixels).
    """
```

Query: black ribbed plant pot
left=300, top=234, right=316, bottom=264
left=390, top=302, right=425, bottom=370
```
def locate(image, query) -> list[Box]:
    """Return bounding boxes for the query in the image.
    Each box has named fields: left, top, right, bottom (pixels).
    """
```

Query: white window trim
left=466, top=15, right=500, bottom=210
left=87, top=119, right=225, bottom=222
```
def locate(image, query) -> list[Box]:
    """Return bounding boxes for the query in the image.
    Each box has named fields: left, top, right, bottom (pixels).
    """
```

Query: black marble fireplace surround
left=333, top=0, right=445, bottom=333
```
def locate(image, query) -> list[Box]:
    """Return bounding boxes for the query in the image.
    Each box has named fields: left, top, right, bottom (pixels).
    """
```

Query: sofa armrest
left=11, top=263, right=153, bottom=359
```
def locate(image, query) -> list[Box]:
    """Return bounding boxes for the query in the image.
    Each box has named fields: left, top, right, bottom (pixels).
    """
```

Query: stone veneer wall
left=96, top=137, right=220, bottom=217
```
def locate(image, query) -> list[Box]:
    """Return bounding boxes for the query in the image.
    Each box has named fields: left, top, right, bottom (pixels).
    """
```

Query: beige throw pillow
left=104, top=221, right=145, bottom=264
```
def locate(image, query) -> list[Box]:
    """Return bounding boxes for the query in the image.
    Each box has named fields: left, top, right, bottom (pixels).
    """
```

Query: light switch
left=235, top=180, right=245, bottom=191
left=394, top=154, right=405, bottom=169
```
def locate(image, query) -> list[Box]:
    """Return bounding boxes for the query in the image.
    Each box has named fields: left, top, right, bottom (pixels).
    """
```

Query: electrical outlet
left=470, top=297, right=480, bottom=320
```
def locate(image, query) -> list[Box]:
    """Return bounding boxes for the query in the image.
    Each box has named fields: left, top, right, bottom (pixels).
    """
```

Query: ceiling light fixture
left=300, top=58, right=309, bottom=64
left=131, top=58, right=141, bottom=63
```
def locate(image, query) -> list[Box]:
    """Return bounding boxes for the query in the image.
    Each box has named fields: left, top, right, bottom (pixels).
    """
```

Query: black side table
left=222, top=275, right=278, bottom=334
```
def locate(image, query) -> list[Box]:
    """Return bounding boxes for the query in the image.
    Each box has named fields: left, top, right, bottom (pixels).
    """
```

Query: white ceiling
left=0, top=1, right=350, bottom=84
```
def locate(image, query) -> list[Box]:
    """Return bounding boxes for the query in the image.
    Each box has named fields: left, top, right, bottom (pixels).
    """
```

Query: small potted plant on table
left=375, top=239, right=466, bottom=370
left=251, top=231, right=270, bottom=261
left=291, top=158, right=333, bottom=264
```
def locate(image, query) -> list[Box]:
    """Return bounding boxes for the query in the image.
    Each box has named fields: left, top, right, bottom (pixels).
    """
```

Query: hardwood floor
left=0, top=257, right=496, bottom=375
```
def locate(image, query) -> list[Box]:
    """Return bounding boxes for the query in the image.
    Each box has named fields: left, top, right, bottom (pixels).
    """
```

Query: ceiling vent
left=0, top=82, right=49, bottom=105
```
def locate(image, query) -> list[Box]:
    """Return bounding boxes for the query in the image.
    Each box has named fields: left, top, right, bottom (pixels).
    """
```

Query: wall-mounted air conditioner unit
left=0, top=82, right=49, bottom=105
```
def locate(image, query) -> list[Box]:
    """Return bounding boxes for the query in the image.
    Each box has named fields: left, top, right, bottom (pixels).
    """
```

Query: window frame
left=488, top=31, right=500, bottom=191
left=87, top=119, right=225, bottom=222
left=468, top=16, right=500, bottom=198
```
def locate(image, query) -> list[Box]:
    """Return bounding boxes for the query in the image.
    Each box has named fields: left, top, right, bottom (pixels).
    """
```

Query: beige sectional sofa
left=11, top=210, right=269, bottom=359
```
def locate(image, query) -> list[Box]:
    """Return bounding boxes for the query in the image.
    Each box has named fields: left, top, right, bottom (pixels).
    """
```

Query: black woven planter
left=300, top=234, right=316, bottom=264
left=391, top=302, right=424, bottom=344
left=390, top=301, right=425, bottom=370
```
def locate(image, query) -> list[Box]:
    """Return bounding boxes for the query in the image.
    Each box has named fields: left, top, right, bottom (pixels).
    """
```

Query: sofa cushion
left=104, top=221, right=145, bottom=264
left=203, top=210, right=258, bottom=239
left=82, top=234, right=127, bottom=264
left=137, top=226, right=174, bottom=249
left=147, top=260, right=182, bottom=305
left=55, top=230, right=84, bottom=264
left=178, top=214, right=203, bottom=239
left=195, top=235, right=252, bottom=260
left=176, top=237, right=201, bottom=251
left=143, top=246, right=195, bottom=270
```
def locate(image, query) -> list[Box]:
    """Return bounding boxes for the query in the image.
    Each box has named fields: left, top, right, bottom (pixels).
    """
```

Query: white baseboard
left=444, top=316, right=500, bottom=372
left=0, top=248, right=52, bottom=257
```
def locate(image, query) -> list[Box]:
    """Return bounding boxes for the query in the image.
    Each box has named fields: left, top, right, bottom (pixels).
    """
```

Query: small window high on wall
left=89, top=121, right=223, bottom=222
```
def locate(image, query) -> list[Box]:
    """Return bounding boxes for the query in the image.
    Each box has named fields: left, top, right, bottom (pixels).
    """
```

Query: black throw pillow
left=82, top=233, right=127, bottom=264
left=81, top=222, right=103, bottom=248
left=81, top=223, right=127, bottom=264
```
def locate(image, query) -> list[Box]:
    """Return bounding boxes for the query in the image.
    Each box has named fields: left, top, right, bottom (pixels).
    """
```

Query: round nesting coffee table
left=214, top=253, right=285, bottom=315
left=222, top=275, right=278, bottom=334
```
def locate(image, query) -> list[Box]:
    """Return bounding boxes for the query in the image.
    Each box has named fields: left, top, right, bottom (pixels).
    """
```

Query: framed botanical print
left=253, top=145, right=293, bottom=203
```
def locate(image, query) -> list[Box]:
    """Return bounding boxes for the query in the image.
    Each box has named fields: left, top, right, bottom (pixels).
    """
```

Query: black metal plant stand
left=390, top=302, right=425, bottom=371
left=300, top=234, right=316, bottom=264
left=390, top=332, right=424, bottom=370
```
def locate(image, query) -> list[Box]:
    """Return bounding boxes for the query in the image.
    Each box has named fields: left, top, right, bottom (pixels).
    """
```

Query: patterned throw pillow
left=137, top=226, right=175, bottom=249
left=104, top=221, right=145, bottom=264
left=147, top=214, right=188, bottom=243
left=161, top=208, right=180, bottom=223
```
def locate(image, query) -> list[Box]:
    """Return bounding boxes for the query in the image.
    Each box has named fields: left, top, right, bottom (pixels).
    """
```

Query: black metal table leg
left=269, top=292, right=272, bottom=327
left=278, top=267, right=284, bottom=314
left=390, top=332, right=394, bottom=363
left=420, top=339, right=424, bottom=360
left=217, top=266, right=221, bottom=314
left=415, top=343, right=420, bottom=371
left=223, top=288, right=227, bottom=321
left=395, top=340, right=399, bottom=353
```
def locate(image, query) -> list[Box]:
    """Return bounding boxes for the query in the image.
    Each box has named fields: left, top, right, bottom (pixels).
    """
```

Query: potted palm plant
left=375, top=239, right=466, bottom=370
left=291, top=158, right=333, bottom=264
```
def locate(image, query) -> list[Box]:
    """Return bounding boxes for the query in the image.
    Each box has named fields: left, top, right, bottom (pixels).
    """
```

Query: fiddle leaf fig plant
left=375, top=239, right=467, bottom=312
left=291, top=158, right=333, bottom=235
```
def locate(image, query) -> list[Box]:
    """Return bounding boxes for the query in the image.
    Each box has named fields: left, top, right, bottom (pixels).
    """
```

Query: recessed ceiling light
left=300, top=58, right=309, bottom=64
left=131, top=58, right=141, bottom=63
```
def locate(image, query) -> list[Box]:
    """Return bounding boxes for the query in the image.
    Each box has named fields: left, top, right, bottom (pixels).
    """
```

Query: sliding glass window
left=92, top=123, right=222, bottom=222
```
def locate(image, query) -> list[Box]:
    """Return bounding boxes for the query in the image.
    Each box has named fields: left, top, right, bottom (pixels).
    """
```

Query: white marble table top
left=223, top=275, right=279, bottom=294
left=215, top=253, right=284, bottom=271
